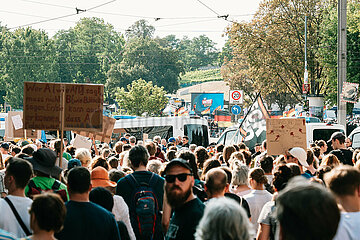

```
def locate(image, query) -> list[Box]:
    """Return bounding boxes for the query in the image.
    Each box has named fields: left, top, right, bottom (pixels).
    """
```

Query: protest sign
left=5, top=111, right=41, bottom=140
left=267, top=118, right=306, bottom=155
left=24, top=82, right=103, bottom=131
left=74, top=116, right=116, bottom=143
left=73, top=134, right=92, bottom=149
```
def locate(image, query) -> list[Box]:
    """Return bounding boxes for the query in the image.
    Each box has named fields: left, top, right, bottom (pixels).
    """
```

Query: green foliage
left=179, top=69, right=222, bottom=85
left=125, top=19, right=155, bottom=39
left=106, top=37, right=184, bottom=97
left=115, top=79, right=168, bottom=116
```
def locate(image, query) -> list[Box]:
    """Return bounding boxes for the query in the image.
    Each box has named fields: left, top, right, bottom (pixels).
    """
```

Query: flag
left=178, top=110, right=189, bottom=116
left=212, top=105, right=222, bottom=115
left=239, top=93, right=269, bottom=150
left=175, top=107, right=184, bottom=116
left=201, top=107, right=210, bottom=115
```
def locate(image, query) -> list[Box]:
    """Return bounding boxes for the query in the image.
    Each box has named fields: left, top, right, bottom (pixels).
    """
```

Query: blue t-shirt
left=55, top=201, right=120, bottom=240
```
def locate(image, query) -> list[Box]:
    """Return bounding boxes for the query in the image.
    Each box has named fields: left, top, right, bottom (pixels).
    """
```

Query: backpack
left=27, top=179, right=68, bottom=202
left=127, top=173, right=159, bottom=240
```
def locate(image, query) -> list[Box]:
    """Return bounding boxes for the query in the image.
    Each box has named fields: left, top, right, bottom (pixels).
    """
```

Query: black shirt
left=165, top=198, right=205, bottom=240
left=224, top=192, right=251, bottom=218
left=329, top=148, right=353, bottom=166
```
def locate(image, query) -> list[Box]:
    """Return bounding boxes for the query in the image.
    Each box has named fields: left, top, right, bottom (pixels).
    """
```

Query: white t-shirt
left=333, top=211, right=360, bottom=240
left=244, top=189, right=273, bottom=233
left=112, top=195, right=136, bottom=240
left=0, top=195, right=33, bottom=237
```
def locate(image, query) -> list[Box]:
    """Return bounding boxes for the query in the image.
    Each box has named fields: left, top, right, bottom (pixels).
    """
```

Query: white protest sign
left=73, top=134, right=92, bottom=150
left=11, top=115, right=23, bottom=130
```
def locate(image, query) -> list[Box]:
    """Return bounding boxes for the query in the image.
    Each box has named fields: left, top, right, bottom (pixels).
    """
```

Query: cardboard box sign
left=24, top=82, right=103, bottom=131
left=4, top=111, right=41, bottom=141
left=74, top=116, right=116, bottom=143
left=267, top=118, right=307, bottom=156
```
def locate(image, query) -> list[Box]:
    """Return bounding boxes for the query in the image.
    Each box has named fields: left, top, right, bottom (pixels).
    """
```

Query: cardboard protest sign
left=5, top=111, right=41, bottom=140
left=74, top=116, right=116, bottom=143
left=24, top=82, right=103, bottom=131
left=73, top=134, right=92, bottom=149
left=267, top=118, right=306, bottom=155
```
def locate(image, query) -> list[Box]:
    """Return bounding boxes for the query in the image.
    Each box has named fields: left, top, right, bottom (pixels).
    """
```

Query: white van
left=113, top=116, right=210, bottom=147
left=347, top=127, right=360, bottom=149
left=217, top=122, right=345, bottom=148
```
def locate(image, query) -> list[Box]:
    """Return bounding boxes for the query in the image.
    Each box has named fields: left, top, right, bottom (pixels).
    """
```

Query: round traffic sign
left=231, top=91, right=241, bottom=101
left=231, top=105, right=241, bottom=115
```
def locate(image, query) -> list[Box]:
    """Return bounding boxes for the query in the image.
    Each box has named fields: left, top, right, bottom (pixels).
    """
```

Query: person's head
left=108, top=169, right=125, bottom=183
left=5, top=158, right=33, bottom=193
left=189, top=144, right=197, bottom=152
left=182, top=136, right=189, bottom=145
left=194, top=146, right=210, bottom=169
left=101, top=148, right=111, bottom=159
left=129, top=136, right=136, bottom=145
left=311, top=146, right=321, bottom=159
left=153, top=136, right=161, bottom=144
left=231, top=160, right=249, bottom=187
left=345, top=137, right=352, bottom=148
left=306, top=149, right=315, bottom=166
left=53, top=139, right=63, bottom=155
left=237, top=142, right=246, bottom=150
left=108, top=157, right=119, bottom=169
left=321, top=154, right=340, bottom=168
left=261, top=140, right=267, bottom=151
left=146, top=160, right=163, bottom=175
left=91, top=156, right=109, bottom=171
left=254, top=143, right=261, bottom=152
left=195, top=197, right=251, bottom=240
left=329, top=132, right=346, bottom=150
left=324, top=165, right=360, bottom=200
left=260, top=155, right=274, bottom=174
left=316, top=140, right=328, bottom=153
left=276, top=177, right=340, bottom=240
left=215, top=144, right=224, bottom=153
left=21, top=145, right=35, bottom=156
left=1, top=142, right=10, bottom=154
left=75, top=148, right=92, bottom=168
left=29, top=193, right=66, bottom=234
left=90, top=166, right=116, bottom=191
left=89, top=187, right=114, bottom=212
left=177, top=150, right=199, bottom=180
left=286, top=147, right=309, bottom=168
left=248, top=167, right=267, bottom=189
left=67, top=167, right=91, bottom=195
left=27, top=148, right=61, bottom=178
left=229, top=152, right=245, bottom=168
left=128, top=145, right=149, bottom=169
left=223, top=146, right=236, bottom=165
left=201, top=159, right=221, bottom=180
left=166, top=150, right=177, bottom=161
left=205, top=168, right=228, bottom=198
left=232, top=144, right=239, bottom=151
left=164, top=159, right=194, bottom=208
left=114, top=141, right=123, bottom=154
left=145, top=142, right=156, bottom=157
left=239, top=150, right=252, bottom=167
left=11, top=146, right=21, bottom=157
left=315, top=165, right=332, bottom=184
left=123, top=144, right=132, bottom=151
left=272, top=164, right=292, bottom=192
left=286, top=163, right=301, bottom=177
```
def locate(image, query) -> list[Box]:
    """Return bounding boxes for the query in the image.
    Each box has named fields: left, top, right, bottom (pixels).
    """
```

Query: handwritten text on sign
left=24, top=82, right=103, bottom=131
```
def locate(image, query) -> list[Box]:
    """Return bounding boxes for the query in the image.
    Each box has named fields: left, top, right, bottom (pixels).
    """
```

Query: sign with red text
left=24, top=82, right=103, bottom=131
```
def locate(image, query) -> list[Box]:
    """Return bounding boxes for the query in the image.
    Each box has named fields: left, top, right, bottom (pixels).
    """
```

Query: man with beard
left=164, top=159, right=205, bottom=240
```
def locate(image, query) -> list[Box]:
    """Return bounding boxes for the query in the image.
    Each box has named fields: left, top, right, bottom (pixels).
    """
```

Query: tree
left=125, top=19, right=155, bottom=39
left=0, top=27, right=58, bottom=108
left=224, top=0, right=331, bottom=107
left=115, top=79, right=168, bottom=116
left=106, top=37, right=184, bottom=97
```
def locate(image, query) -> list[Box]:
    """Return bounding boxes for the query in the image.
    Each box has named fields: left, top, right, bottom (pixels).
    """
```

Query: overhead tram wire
left=9, top=0, right=116, bottom=29
left=0, top=10, right=76, bottom=24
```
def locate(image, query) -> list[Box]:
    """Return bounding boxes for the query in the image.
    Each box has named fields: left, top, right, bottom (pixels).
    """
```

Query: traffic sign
left=231, top=105, right=241, bottom=115
left=229, top=90, right=243, bottom=104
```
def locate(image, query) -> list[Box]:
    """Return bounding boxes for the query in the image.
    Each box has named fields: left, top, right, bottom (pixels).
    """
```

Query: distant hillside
left=179, top=69, right=222, bottom=87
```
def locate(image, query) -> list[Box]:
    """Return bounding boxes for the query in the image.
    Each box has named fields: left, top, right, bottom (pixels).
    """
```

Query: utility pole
left=337, top=0, right=347, bottom=128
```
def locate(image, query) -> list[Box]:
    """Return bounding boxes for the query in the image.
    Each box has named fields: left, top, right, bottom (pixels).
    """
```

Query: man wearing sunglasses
left=164, top=159, right=205, bottom=240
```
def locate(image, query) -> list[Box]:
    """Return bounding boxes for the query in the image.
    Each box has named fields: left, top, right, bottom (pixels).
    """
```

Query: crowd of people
left=0, top=131, right=359, bottom=240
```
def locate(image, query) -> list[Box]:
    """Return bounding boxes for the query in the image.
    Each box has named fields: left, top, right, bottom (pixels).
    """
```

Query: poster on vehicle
left=341, top=82, right=359, bottom=103
left=267, top=118, right=306, bottom=155
left=229, top=90, right=244, bottom=104
left=190, top=92, right=224, bottom=115
left=24, top=82, right=103, bottom=131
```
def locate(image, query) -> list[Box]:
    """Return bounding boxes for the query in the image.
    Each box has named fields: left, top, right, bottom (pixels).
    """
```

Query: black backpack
left=126, top=173, right=159, bottom=240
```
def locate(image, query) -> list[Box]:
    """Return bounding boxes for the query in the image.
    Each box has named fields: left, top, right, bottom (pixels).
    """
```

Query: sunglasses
left=165, top=173, right=193, bottom=183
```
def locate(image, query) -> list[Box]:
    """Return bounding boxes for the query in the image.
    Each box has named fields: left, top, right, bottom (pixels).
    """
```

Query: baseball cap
left=68, top=159, right=82, bottom=170
left=91, top=166, right=117, bottom=188
left=168, top=137, right=176, bottom=143
left=164, top=158, right=192, bottom=174
left=327, top=132, right=345, bottom=143
left=1, top=142, right=9, bottom=150
left=289, top=147, right=309, bottom=167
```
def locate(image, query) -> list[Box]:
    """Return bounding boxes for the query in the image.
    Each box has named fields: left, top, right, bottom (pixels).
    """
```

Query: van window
left=124, top=126, right=173, bottom=141
left=351, top=133, right=360, bottom=149
left=313, top=129, right=344, bottom=143
left=184, top=124, right=209, bottom=147
left=224, top=130, right=237, bottom=146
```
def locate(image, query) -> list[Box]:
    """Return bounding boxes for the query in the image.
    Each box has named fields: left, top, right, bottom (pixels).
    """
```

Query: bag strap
left=4, top=197, right=31, bottom=236
left=51, top=180, right=61, bottom=190
left=128, top=174, right=141, bottom=188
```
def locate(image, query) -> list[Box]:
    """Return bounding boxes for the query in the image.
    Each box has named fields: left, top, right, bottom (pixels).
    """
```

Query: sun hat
left=289, top=147, right=309, bottom=167
left=26, top=148, right=62, bottom=177
left=91, top=166, right=117, bottom=188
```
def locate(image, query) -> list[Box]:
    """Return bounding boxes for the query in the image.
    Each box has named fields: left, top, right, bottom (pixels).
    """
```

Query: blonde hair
left=75, top=148, right=92, bottom=167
